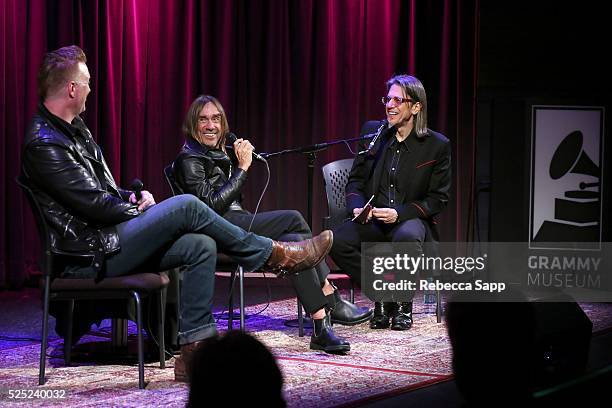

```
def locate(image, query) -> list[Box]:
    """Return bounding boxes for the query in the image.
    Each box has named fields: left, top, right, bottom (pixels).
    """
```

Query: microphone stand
left=262, top=135, right=369, bottom=227
left=263, top=135, right=368, bottom=333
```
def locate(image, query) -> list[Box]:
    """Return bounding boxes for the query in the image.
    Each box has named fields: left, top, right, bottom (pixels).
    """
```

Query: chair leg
left=239, top=266, right=245, bottom=332
left=158, top=288, right=166, bottom=369
left=64, top=299, right=74, bottom=365
left=131, top=291, right=145, bottom=389
left=39, top=276, right=51, bottom=386
left=228, top=269, right=235, bottom=330
left=111, top=318, right=128, bottom=349
left=436, top=288, right=442, bottom=323
left=297, top=300, right=304, bottom=337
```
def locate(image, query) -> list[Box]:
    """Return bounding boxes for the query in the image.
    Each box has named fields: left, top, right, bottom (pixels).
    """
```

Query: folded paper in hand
left=352, top=195, right=375, bottom=224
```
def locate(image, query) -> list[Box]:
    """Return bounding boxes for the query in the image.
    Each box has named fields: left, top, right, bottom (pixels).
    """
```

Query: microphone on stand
left=130, top=178, right=144, bottom=201
left=226, top=132, right=268, bottom=162
left=358, top=120, right=389, bottom=155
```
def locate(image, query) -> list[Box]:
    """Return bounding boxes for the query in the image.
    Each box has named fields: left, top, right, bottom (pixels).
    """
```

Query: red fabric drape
left=1, top=0, right=478, bottom=288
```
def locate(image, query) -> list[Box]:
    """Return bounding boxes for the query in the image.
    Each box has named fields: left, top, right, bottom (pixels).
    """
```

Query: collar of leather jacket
left=37, top=102, right=91, bottom=141
left=183, top=137, right=233, bottom=169
left=37, top=103, right=103, bottom=165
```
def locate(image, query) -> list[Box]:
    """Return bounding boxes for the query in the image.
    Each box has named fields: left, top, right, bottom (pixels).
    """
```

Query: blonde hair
left=37, top=45, right=87, bottom=99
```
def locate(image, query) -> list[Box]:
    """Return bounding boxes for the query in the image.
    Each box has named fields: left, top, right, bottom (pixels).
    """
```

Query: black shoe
left=310, top=312, right=350, bottom=353
left=328, top=288, right=373, bottom=326
left=369, top=302, right=397, bottom=329
left=391, top=302, right=413, bottom=331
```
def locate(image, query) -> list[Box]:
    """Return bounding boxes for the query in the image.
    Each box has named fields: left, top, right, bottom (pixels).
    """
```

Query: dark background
left=477, top=1, right=611, bottom=243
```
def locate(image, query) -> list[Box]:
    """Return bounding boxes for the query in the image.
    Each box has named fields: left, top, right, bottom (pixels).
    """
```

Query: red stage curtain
left=1, top=0, right=478, bottom=288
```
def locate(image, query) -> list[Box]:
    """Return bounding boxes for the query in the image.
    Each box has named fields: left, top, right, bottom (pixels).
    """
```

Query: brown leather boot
left=174, top=341, right=202, bottom=382
left=265, top=230, right=333, bottom=277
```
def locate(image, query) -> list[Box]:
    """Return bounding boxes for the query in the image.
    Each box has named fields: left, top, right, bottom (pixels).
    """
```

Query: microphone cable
left=343, top=140, right=358, bottom=156
left=357, top=120, right=388, bottom=156
left=217, top=157, right=274, bottom=325
left=342, top=119, right=388, bottom=156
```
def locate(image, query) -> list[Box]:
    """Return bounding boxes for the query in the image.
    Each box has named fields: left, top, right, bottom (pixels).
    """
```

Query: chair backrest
left=17, top=176, right=97, bottom=275
left=163, top=164, right=183, bottom=196
left=321, top=158, right=354, bottom=230
left=15, top=176, right=54, bottom=274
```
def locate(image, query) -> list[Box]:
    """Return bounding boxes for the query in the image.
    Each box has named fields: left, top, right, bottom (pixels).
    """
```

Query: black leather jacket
left=347, top=120, right=451, bottom=238
left=172, top=137, right=247, bottom=215
left=21, top=104, right=140, bottom=278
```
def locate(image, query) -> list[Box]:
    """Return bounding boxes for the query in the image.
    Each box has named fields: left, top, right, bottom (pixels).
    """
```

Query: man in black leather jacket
left=171, top=96, right=372, bottom=335
left=330, top=75, right=452, bottom=331
left=22, top=46, right=338, bottom=382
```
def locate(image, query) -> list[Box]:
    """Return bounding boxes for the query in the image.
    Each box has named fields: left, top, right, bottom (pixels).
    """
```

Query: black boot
left=327, top=285, right=373, bottom=326
left=310, top=312, right=350, bottom=353
left=391, top=302, right=413, bottom=331
left=369, top=302, right=397, bottom=329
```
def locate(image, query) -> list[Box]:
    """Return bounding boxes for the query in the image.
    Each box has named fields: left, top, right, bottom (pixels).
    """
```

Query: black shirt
left=374, top=128, right=417, bottom=209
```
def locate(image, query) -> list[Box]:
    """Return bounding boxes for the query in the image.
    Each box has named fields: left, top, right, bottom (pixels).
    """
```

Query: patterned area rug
left=1, top=294, right=611, bottom=407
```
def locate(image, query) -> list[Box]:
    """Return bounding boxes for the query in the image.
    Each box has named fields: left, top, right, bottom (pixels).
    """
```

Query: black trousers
left=224, top=209, right=330, bottom=314
left=330, top=218, right=426, bottom=302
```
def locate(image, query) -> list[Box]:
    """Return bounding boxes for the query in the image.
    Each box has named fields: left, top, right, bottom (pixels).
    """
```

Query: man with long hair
left=330, top=75, right=452, bottom=331
left=172, top=95, right=371, bottom=352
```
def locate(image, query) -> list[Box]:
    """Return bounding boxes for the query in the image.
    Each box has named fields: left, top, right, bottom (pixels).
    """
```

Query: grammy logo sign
left=529, top=106, right=605, bottom=250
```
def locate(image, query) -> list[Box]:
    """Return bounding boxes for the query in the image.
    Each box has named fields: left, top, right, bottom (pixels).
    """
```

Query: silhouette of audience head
left=445, top=291, right=537, bottom=407
left=187, top=330, right=286, bottom=407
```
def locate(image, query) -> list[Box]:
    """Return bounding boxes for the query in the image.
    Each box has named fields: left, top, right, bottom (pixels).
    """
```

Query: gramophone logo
left=529, top=106, right=605, bottom=250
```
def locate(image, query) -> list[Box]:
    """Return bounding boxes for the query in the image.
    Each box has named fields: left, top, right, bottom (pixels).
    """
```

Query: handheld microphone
left=358, top=120, right=388, bottom=155
left=226, top=132, right=268, bottom=162
left=130, top=178, right=144, bottom=201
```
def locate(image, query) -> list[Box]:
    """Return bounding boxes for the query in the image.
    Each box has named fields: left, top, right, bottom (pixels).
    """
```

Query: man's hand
left=234, top=138, right=254, bottom=171
left=353, top=206, right=373, bottom=223
left=371, top=207, right=398, bottom=224
left=129, top=190, right=156, bottom=212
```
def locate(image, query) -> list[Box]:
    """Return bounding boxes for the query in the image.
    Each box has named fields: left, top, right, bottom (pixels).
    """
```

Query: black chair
left=321, top=159, right=442, bottom=322
left=16, top=176, right=168, bottom=389
left=163, top=164, right=306, bottom=334
left=322, top=159, right=357, bottom=234
left=321, top=159, right=356, bottom=303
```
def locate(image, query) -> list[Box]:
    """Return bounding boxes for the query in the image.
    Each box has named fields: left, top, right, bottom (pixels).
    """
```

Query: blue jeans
left=68, top=195, right=273, bottom=344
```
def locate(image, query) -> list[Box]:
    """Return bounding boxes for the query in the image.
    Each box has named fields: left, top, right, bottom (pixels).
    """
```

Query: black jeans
left=224, top=209, right=329, bottom=314
left=330, top=218, right=426, bottom=301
